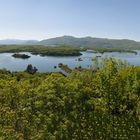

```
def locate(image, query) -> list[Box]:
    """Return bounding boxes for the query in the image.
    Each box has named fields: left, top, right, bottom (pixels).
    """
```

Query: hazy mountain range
left=0, top=36, right=140, bottom=49
left=0, top=39, right=38, bottom=45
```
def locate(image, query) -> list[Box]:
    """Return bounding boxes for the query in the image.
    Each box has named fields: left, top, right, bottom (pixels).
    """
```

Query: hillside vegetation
left=0, top=36, right=140, bottom=51
left=38, top=36, right=140, bottom=50
left=0, top=44, right=137, bottom=56
left=0, top=45, right=82, bottom=56
left=0, top=58, right=140, bottom=139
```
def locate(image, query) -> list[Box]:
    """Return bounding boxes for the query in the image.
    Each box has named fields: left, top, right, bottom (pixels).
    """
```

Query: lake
left=0, top=51, right=140, bottom=72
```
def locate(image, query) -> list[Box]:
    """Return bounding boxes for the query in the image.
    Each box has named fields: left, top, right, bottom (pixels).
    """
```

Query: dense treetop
left=0, top=58, right=140, bottom=139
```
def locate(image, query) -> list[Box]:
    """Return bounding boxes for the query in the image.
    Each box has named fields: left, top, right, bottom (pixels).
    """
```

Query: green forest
left=0, top=58, right=140, bottom=139
left=0, top=45, right=137, bottom=57
left=0, top=45, right=82, bottom=56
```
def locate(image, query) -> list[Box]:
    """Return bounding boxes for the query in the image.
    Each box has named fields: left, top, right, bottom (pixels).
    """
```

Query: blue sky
left=0, top=0, right=140, bottom=40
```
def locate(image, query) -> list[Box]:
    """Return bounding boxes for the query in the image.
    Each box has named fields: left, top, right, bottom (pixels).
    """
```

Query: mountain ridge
left=37, top=36, right=140, bottom=49
left=0, top=36, right=140, bottom=50
left=0, top=39, right=38, bottom=45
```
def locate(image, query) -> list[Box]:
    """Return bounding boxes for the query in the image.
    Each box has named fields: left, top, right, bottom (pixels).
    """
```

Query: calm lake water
left=0, top=51, right=140, bottom=72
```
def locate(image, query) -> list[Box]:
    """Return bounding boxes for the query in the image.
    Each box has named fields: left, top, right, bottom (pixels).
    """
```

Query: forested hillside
left=0, top=58, right=140, bottom=139
left=1, top=36, right=140, bottom=51
left=38, top=36, right=140, bottom=50
left=0, top=45, right=82, bottom=56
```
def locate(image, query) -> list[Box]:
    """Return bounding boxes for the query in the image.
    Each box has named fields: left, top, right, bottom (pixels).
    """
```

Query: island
left=12, top=53, right=31, bottom=59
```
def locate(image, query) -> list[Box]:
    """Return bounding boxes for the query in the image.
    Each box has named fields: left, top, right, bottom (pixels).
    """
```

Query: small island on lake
left=12, top=53, right=31, bottom=59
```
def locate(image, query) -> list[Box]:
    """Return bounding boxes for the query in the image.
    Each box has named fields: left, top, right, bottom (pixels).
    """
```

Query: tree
left=26, top=64, right=38, bottom=74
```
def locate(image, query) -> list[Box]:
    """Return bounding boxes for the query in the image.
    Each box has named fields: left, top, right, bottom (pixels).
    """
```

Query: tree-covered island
left=12, top=53, right=31, bottom=59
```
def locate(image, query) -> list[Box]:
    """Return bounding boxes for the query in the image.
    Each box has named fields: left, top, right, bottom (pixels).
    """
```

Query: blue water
left=0, top=51, right=140, bottom=72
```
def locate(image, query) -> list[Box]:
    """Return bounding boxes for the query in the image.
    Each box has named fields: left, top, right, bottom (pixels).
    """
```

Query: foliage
left=26, top=64, right=38, bottom=74
left=0, top=45, right=82, bottom=56
left=0, top=59, right=140, bottom=139
left=37, top=36, right=140, bottom=50
left=12, top=53, right=31, bottom=59
left=86, top=47, right=137, bottom=54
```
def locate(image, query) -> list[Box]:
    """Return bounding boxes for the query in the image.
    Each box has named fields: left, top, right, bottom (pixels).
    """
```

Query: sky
left=0, top=0, right=140, bottom=40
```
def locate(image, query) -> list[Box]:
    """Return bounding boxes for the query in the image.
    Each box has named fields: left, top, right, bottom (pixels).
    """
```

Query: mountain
left=1, top=36, right=140, bottom=50
left=24, top=40, right=39, bottom=45
left=0, top=39, right=39, bottom=45
left=38, top=36, right=140, bottom=49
